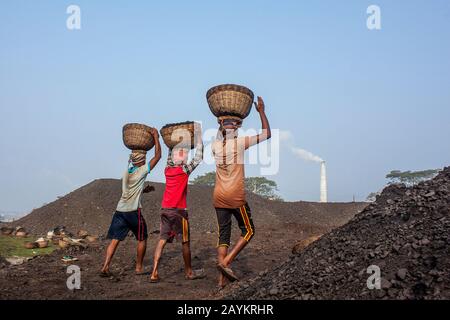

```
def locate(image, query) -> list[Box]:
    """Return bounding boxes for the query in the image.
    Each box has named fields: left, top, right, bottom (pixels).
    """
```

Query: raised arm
left=184, top=123, right=204, bottom=175
left=245, top=96, right=271, bottom=149
left=149, top=128, right=161, bottom=171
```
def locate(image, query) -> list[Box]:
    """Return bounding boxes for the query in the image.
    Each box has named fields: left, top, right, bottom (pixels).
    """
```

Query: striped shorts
left=107, top=209, right=148, bottom=241
left=215, top=202, right=255, bottom=247
left=160, top=208, right=190, bottom=244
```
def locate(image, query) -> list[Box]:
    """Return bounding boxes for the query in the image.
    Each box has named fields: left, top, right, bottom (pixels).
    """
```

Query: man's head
left=130, top=150, right=147, bottom=167
left=219, top=117, right=242, bottom=140
left=171, top=147, right=189, bottom=165
left=221, top=118, right=241, bottom=130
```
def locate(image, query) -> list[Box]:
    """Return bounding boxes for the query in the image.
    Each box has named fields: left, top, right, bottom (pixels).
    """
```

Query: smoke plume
left=280, top=130, right=324, bottom=163
left=290, top=147, right=323, bottom=163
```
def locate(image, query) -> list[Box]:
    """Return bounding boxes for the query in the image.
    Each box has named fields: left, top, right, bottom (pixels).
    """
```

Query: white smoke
left=290, top=147, right=323, bottom=163
left=279, top=130, right=293, bottom=142
left=279, top=130, right=324, bottom=163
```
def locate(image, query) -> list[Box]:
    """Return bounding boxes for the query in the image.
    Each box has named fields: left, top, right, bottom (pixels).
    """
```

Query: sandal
left=216, top=264, right=239, bottom=282
left=185, top=269, right=206, bottom=280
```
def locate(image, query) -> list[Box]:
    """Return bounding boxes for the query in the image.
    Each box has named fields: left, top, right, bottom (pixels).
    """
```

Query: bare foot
left=99, top=269, right=113, bottom=278
left=218, top=273, right=228, bottom=288
left=135, top=266, right=146, bottom=275
left=150, top=272, right=160, bottom=283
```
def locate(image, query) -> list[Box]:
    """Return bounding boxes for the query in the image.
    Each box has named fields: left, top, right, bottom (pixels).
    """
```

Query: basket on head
left=206, top=84, right=254, bottom=120
left=122, top=123, right=155, bottom=151
left=160, top=121, right=197, bottom=149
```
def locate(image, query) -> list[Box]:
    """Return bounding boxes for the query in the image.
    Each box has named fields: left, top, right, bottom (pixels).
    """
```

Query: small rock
left=381, top=278, right=392, bottom=289
left=376, top=289, right=386, bottom=298
left=396, top=268, right=407, bottom=280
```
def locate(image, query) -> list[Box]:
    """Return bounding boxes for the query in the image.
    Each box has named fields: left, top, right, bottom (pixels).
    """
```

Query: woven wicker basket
left=206, top=84, right=254, bottom=120
left=160, top=121, right=197, bottom=149
left=37, top=240, right=49, bottom=248
left=15, top=231, right=27, bottom=238
left=59, top=239, right=70, bottom=249
left=86, top=235, right=98, bottom=243
left=122, top=123, right=155, bottom=151
left=1, top=227, right=13, bottom=235
left=24, top=242, right=38, bottom=249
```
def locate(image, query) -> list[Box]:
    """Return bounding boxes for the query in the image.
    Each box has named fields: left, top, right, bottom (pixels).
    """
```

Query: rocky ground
left=224, top=167, right=450, bottom=300
left=0, top=179, right=365, bottom=299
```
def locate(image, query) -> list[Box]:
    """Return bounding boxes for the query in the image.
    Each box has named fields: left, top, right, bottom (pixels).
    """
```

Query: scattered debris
left=1, top=227, right=14, bottom=235
left=15, top=231, right=27, bottom=238
left=24, top=242, right=38, bottom=249
left=5, top=256, right=34, bottom=266
left=85, top=235, right=98, bottom=243
left=77, top=230, right=89, bottom=238
left=36, top=237, right=49, bottom=248
left=61, top=255, right=78, bottom=263
left=14, top=227, right=27, bottom=238
left=58, top=239, right=70, bottom=249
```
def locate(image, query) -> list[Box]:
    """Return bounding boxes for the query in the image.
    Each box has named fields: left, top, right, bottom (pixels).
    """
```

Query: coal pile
left=226, top=167, right=450, bottom=300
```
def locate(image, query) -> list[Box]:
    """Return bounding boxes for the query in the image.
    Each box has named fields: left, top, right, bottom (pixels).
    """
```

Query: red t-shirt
left=161, top=166, right=189, bottom=209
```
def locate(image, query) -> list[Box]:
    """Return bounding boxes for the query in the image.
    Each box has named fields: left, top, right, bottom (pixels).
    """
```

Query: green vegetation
left=0, top=235, right=55, bottom=258
left=191, top=171, right=216, bottom=187
left=366, top=192, right=380, bottom=202
left=191, top=171, right=283, bottom=200
left=386, top=169, right=440, bottom=186
left=366, top=168, right=441, bottom=201
left=244, top=177, right=283, bottom=201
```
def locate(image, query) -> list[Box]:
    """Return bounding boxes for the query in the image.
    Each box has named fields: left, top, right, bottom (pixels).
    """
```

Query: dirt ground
left=0, top=179, right=366, bottom=300
left=0, top=223, right=329, bottom=299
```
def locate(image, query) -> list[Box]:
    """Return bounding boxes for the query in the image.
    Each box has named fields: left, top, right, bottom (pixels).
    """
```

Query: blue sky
left=1, top=1, right=449, bottom=213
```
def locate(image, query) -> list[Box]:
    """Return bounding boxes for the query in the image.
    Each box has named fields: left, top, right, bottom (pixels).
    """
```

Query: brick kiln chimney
left=320, top=161, right=327, bottom=203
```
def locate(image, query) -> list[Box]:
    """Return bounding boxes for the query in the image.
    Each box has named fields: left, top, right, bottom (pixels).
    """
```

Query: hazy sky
left=1, top=1, right=449, bottom=213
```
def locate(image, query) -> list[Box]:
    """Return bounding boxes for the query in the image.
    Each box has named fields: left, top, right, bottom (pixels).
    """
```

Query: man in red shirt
left=150, top=124, right=205, bottom=282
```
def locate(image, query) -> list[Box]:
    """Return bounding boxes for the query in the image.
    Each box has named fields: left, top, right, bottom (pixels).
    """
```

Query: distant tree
left=245, top=177, right=283, bottom=201
left=191, top=171, right=283, bottom=200
left=366, top=192, right=380, bottom=202
left=191, top=172, right=216, bottom=187
left=386, top=169, right=439, bottom=186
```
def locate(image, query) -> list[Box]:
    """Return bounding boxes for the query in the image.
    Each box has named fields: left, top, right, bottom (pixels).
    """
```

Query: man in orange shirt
left=211, top=96, right=271, bottom=288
